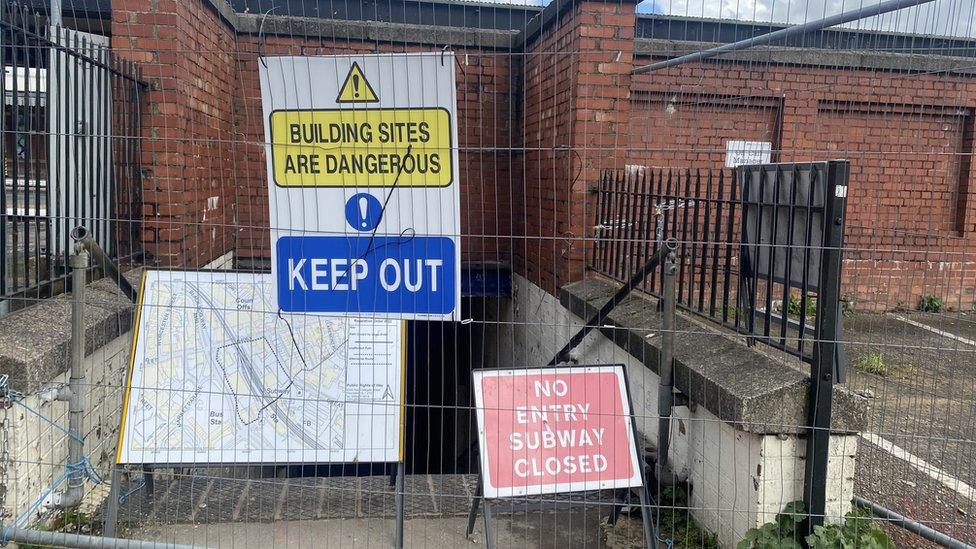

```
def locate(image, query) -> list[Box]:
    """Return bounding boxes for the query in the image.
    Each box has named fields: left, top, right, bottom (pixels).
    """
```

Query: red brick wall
left=514, top=6, right=579, bottom=293
left=817, top=103, right=965, bottom=234
left=114, top=0, right=517, bottom=269
left=628, top=94, right=780, bottom=168
left=230, top=36, right=516, bottom=266
left=108, top=0, right=976, bottom=309
left=515, top=1, right=637, bottom=293
left=629, top=62, right=976, bottom=310
left=111, top=0, right=238, bottom=268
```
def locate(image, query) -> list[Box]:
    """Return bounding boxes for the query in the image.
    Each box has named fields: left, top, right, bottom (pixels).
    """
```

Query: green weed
left=787, top=295, right=818, bottom=318
left=918, top=295, right=944, bottom=313
left=738, top=501, right=894, bottom=549
left=658, top=486, right=719, bottom=549
left=856, top=353, right=890, bottom=376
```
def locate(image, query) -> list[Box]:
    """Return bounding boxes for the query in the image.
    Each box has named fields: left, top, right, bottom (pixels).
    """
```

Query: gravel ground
left=902, top=311, right=976, bottom=343
left=844, top=312, right=976, bottom=546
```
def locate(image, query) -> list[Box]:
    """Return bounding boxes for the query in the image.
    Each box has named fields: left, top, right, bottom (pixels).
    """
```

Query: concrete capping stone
left=235, top=13, right=519, bottom=50
left=635, top=37, right=976, bottom=74
left=559, top=277, right=868, bottom=434
left=0, top=271, right=141, bottom=394
left=513, top=0, right=640, bottom=51
left=203, top=0, right=243, bottom=30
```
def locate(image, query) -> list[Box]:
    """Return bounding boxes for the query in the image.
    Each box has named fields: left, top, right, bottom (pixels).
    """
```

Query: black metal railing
left=590, top=163, right=848, bottom=362
left=1, top=4, right=144, bottom=311
left=592, top=161, right=851, bottom=534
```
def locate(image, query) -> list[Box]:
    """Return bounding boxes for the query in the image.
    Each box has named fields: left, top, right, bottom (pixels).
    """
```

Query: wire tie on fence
left=118, top=477, right=148, bottom=505
left=66, top=457, right=104, bottom=485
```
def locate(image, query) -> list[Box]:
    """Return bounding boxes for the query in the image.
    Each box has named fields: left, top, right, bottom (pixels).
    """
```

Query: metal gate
left=591, top=161, right=851, bottom=536
left=0, top=4, right=143, bottom=311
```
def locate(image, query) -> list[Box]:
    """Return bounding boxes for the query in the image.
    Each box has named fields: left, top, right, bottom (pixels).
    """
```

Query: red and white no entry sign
left=472, top=365, right=643, bottom=498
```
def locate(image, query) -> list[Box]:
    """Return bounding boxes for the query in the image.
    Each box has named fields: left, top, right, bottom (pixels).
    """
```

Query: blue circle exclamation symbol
left=345, top=193, right=382, bottom=232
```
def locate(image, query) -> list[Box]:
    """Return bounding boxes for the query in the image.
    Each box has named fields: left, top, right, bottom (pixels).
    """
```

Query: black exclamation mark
left=353, top=74, right=360, bottom=98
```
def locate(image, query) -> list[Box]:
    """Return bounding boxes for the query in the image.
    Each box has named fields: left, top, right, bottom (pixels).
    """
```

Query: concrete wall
left=2, top=332, right=131, bottom=523
left=484, top=274, right=857, bottom=547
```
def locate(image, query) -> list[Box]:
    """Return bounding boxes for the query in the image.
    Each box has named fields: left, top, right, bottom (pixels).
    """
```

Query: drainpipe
left=71, top=226, right=138, bottom=303
left=657, top=250, right=677, bottom=474
left=0, top=231, right=202, bottom=549
left=49, top=239, right=89, bottom=510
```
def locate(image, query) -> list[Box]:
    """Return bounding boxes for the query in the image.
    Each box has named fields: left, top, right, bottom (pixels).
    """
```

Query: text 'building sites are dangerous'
left=270, top=109, right=453, bottom=187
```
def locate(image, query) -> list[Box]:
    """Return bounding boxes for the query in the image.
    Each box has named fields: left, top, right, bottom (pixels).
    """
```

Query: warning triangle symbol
left=336, top=62, right=379, bottom=103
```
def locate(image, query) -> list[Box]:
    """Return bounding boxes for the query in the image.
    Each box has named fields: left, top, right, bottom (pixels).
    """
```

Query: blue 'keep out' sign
left=276, top=236, right=457, bottom=316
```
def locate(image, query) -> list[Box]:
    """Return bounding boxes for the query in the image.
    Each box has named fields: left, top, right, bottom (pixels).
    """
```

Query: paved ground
left=110, top=472, right=479, bottom=524
left=131, top=512, right=612, bottom=549
left=100, top=311, right=976, bottom=548
left=844, top=311, right=976, bottom=547
left=108, top=472, right=629, bottom=548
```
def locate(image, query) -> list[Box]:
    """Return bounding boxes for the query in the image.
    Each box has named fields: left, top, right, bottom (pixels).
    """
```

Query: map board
left=260, top=53, right=461, bottom=320
left=116, top=270, right=405, bottom=465
left=472, top=365, right=643, bottom=499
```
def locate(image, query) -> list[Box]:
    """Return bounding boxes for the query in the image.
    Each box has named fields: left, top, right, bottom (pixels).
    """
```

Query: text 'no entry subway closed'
left=260, top=54, right=461, bottom=320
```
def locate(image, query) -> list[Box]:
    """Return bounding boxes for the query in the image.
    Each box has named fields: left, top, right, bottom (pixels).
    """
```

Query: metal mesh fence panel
left=1, top=0, right=976, bottom=548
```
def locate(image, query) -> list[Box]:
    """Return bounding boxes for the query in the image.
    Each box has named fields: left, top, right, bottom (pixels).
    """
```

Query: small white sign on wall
left=725, top=140, right=772, bottom=167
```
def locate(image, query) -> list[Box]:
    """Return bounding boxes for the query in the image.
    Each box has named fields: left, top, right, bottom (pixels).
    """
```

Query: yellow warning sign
left=269, top=108, right=453, bottom=187
left=336, top=62, right=378, bottom=103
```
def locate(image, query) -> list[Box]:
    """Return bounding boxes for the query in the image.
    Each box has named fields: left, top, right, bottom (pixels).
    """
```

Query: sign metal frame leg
left=637, top=478, right=655, bottom=548
left=481, top=492, right=495, bottom=549
left=465, top=471, right=652, bottom=549
left=465, top=475, right=481, bottom=538
left=465, top=474, right=494, bottom=549
left=395, top=460, right=405, bottom=549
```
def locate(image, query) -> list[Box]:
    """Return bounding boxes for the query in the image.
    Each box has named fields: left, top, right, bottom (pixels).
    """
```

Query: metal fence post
left=803, top=160, right=849, bottom=534
left=395, top=461, right=405, bottom=548
left=657, top=251, right=677, bottom=473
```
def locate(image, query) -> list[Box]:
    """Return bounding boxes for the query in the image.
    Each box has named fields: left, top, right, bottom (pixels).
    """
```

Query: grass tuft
left=856, top=353, right=890, bottom=376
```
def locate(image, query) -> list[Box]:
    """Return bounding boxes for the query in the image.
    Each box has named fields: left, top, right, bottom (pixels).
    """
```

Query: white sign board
left=117, top=270, right=404, bottom=465
left=259, top=53, right=461, bottom=320
left=725, top=140, right=772, bottom=167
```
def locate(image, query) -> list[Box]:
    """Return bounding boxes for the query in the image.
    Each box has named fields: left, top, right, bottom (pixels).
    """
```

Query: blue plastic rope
left=1, top=469, right=69, bottom=543
left=67, top=457, right=105, bottom=486
left=1, top=399, right=105, bottom=545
